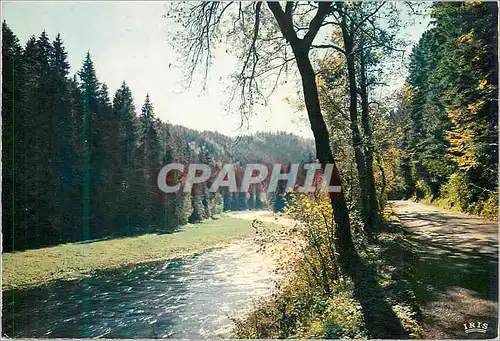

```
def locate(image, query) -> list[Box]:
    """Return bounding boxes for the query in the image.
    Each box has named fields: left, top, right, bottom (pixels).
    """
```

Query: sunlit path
left=392, top=200, right=498, bottom=339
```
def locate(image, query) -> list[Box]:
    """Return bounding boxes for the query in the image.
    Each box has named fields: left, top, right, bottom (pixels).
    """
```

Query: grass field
left=2, top=215, right=279, bottom=290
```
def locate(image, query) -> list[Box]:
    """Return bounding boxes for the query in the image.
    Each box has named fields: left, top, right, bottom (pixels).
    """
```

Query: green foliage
left=247, top=191, right=255, bottom=209
left=209, top=192, right=223, bottom=216
left=414, top=179, right=433, bottom=200
left=438, top=172, right=473, bottom=212
left=478, top=193, right=499, bottom=221
left=232, top=272, right=367, bottom=339
left=422, top=172, right=498, bottom=221
left=180, top=193, right=192, bottom=226
left=255, top=190, right=264, bottom=209
left=285, top=192, right=341, bottom=294
left=382, top=3, right=498, bottom=220
left=304, top=289, right=367, bottom=339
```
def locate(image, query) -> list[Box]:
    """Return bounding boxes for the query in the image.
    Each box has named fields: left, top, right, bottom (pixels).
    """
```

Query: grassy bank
left=414, top=177, right=498, bottom=222
left=417, top=195, right=498, bottom=222
left=2, top=215, right=280, bottom=290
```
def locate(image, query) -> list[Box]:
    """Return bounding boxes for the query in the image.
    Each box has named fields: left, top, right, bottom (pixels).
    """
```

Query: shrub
left=285, top=192, right=341, bottom=295
left=476, top=192, right=499, bottom=221
left=414, top=179, right=433, bottom=200
left=439, top=172, right=473, bottom=212
left=232, top=275, right=367, bottom=339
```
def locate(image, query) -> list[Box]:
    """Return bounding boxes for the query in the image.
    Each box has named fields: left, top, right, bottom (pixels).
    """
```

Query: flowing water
left=2, top=240, right=278, bottom=338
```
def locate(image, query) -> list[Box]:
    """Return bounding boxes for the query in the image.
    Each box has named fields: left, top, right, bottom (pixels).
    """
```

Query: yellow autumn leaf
left=465, top=1, right=482, bottom=8
left=459, top=32, right=473, bottom=43
left=467, top=102, right=482, bottom=112
left=478, top=79, right=487, bottom=89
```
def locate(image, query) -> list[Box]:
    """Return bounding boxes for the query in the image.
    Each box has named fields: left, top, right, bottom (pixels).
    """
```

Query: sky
left=2, top=1, right=430, bottom=138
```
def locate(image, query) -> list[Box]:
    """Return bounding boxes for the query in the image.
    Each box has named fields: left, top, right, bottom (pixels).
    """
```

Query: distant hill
left=170, top=125, right=316, bottom=164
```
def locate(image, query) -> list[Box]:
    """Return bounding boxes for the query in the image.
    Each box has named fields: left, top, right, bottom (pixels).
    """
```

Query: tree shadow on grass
left=342, top=252, right=410, bottom=339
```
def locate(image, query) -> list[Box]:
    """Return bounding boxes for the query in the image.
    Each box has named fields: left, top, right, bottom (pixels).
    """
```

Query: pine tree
left=92, top=82, right=117, bottom=237
left=2, top=21, right=24, bottom=251
left=78, top=52, right=101, bottom=240
left=48, top=33, right=76, bottom=243
left=223, top=189, right=232, bottom=211
left=198, top=145, right=213, bottom=218
left=238, top=192, right=247, bottom=210
left=112, top=82, right=138, bottom=235
left=26, top=31, right=55, bottom=247
left=159, top=122, right=177, bottom=231
left=255, top=183, right=264, bottom=209
left=247, top=187, right=255, bottom=209
left=230, top=192, right=239, bottom=211
left=404, top=2, right=498, bottom=218
left=137, top=94, right=163, bottom=230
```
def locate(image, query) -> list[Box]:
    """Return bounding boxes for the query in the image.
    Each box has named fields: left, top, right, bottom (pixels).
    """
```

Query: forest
left=392, top=2, right=498, bottom=217
left=2, top=21, right=316, bottom=251
left=1, top=1, right=498, bottom=339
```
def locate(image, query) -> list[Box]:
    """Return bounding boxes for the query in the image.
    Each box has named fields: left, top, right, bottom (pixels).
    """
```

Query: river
left=2, top=239, right=280, bottom=338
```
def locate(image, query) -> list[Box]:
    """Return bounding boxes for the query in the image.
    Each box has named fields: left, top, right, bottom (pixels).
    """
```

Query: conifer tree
left=112, top=82, right=137, bottom=235
left=78, top=52, right=100, bottom=240
left=49, top=33, right=75, bottom=242
left=136, top=94, right=163, bottom=230
left=2, top=21, right=24, bottom=251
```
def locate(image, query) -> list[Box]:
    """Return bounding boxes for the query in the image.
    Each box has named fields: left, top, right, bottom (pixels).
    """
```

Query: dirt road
left=392, top=200, right=498, bottom=339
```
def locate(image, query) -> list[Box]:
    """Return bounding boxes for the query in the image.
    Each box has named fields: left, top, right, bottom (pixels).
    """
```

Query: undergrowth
left=232, top=202, right=422, bottom=339
left=415, top=175, right=498, bottom=222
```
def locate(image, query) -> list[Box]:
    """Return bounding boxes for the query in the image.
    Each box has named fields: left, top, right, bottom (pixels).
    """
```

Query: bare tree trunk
left=375, top=152, right=386, bottom=209
left=359, top=42, right=379, bottom=235
left=341, top=21, right=372, bottom=234
left=294, top=46, right=356, bottom=265
left=266, top=2, right=357, bottom=268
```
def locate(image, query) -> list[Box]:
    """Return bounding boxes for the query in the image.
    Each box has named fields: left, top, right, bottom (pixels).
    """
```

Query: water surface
left=3, top=240, right=277, bottom=338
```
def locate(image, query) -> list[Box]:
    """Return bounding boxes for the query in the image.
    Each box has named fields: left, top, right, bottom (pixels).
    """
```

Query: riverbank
left=232, top=205, right=422, bottom=339
left=2, top=213, right=282, bottom=290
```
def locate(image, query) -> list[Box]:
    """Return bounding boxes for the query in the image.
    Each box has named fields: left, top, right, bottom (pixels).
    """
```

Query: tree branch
left=353, top=2, right=385, bottom=33
left=311, top=44, right=346, bottom=55
left=303, top=2, right=333, bottom=47
left=240, top=1, right=262, bottom=80
left=267, top=2, right=299, bottom=45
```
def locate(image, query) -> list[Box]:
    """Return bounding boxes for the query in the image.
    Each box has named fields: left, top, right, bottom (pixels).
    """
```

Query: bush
left=309, top=289, right=366, bottom=339
left=476, top=192, right=499, bottom=221
left=439, top=172, right=473, bottom=212
left=285, top=192, right=341, bottom=294
left=232, top=275, right=367, bottom=339
left=414, top=179, right=433, bottom=200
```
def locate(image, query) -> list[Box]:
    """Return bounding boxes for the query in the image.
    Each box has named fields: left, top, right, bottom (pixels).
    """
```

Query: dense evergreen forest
left=1, top=21, right=315, bottom=252
left=393, top=3, right=498, bottom=219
